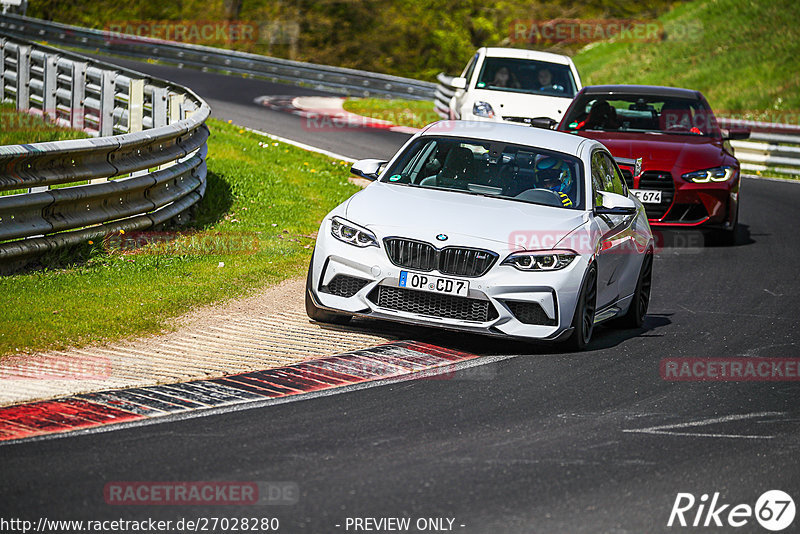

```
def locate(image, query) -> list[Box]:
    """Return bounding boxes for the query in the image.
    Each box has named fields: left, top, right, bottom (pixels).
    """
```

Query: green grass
left=0, top=119, right=359, bottom=357
left=0, top=103, right=90, bottom=145
left=572, top=0, right=800, bottom=121
left=0, top=104, right=91, bottom=196
left=343, top=98, right=440, bottom=130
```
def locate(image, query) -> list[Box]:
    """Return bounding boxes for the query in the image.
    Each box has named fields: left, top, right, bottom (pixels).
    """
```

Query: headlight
left=502, top=250, right=576, bottom=271
left=682, top=166, right=735, bottom=183
left=472, top=101, right=495, bottom=119
left=330, top=216, right=378, bottom=248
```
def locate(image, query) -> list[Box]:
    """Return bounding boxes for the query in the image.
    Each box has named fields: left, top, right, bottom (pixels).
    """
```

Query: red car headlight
left=682, top=166, right=734, bottom=183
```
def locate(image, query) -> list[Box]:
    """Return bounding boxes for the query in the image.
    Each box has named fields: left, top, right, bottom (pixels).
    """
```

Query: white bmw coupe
left=306, top=121, right=654, bottom=349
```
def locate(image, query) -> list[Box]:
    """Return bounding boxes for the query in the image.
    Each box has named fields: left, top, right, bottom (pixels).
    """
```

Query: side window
left=601, top=154, right=628, bottom=196
left=463, top=53, right=479, bottom=85
left=591, top=152, right=606, bottom=207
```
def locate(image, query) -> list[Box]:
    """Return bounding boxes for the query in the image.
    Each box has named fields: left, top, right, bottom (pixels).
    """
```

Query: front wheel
left=563, top=264, right=597, bottom=351
left=305, top=257, right=352, bottom=325
left=711, top=202, right=739, bottom=246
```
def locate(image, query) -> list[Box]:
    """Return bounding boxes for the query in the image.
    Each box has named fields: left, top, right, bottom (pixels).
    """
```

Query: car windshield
left=562, top=94, right=720, bottom=136
left=380, top=136, right=584, bottom=210
left=475, top=57, right=578, bottom=98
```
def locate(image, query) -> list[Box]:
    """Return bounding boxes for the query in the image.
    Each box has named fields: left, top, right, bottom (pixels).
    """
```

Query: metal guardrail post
left=128, top=78, right=143, bottom=133
left=169, top=93, right=184, bottom=124
left=70, top=60, right=86, bottom=130
left=15, top=43, right=29, bottom=110
left=152, top=86, right=167, bottom=128
left=42, top=53, right=57, bottom=122
left=0, top=38, right=6, bottom=98
left=99, top=69, right=115, bottom=136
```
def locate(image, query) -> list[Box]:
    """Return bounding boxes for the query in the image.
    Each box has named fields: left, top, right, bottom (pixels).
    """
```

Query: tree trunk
left=223, top=0, right=243, bottom=20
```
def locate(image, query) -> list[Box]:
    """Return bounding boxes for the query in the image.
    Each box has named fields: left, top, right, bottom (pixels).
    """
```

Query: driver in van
left=492, top=66, right=521, bottom=88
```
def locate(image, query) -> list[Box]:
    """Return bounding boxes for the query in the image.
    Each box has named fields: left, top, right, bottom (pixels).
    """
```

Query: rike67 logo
left=668, top=490, right=795, bottom=531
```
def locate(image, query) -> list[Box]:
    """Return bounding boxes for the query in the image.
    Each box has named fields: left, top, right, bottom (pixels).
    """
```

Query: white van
left=448, top=47, right=582, bottom=126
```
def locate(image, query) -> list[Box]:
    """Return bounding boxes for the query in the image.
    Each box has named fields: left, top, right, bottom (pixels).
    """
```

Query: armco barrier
left=434, top=72, right=455, bottom=120
left=0, top=36, right=210, bottom=264
left=0, top=13, right=436, bottom=101
left=718, top=118, right=800, bottom=177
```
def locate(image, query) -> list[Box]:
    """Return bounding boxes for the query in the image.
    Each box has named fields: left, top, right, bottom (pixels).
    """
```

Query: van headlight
left=472, top=101, right=495, bottom=119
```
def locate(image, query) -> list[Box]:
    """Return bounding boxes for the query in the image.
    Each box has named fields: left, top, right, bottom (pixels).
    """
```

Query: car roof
left=482, top=47, right=572, bottom=65
left=419, top=120, right=594, bottom=156
left=580, top=84, right=702, bottom=99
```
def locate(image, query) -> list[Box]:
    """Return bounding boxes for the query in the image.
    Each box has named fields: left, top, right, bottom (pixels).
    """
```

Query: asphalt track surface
left=2, top=57, right=799, bottom=533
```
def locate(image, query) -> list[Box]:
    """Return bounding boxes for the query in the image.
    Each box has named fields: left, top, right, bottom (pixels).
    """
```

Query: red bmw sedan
left=557, top=85, right=749, bottom=243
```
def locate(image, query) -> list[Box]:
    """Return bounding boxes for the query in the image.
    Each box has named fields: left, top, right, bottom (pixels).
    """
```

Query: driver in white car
left=534, top=156, right=574, bottom=207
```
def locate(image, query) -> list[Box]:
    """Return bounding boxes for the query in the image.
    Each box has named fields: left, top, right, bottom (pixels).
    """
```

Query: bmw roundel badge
left=436, top=234, right=448, bottom=241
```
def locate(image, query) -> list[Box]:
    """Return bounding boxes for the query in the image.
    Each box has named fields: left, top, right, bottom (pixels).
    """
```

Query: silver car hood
left=343, top=182, right=588, bottom=251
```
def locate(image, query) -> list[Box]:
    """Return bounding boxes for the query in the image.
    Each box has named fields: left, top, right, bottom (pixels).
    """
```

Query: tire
left=563, top=264, right=597, bottom=351
left=305, top=257, right=352, bottom=325
left=712, top=203, right=739, bottom=246
left=612, top=250, right=653, bottom=329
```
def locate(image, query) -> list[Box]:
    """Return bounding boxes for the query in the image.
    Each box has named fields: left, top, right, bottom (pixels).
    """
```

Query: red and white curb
left=0, top=341, right=479, bottom=444
left=255, top=95, right=421, bottom=134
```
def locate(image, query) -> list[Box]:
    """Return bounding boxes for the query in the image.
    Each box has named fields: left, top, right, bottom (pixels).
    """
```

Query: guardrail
left=0, top=13, right=437, bottom=101
left=718, top=119, right=800, bottom=177
left=434, top=73, right=455, bottom=119
left=0, top=36, right=210, bottom=265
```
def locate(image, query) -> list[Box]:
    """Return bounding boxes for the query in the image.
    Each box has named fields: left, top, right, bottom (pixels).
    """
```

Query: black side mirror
left=722, top=128, right=750, bottom=141
left=594, top=191, right=637, bottom=215
left=530, top=117, right=557, bottom=130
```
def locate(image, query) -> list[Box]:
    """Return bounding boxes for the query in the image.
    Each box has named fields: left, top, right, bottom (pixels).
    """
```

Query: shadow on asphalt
left=655, top=223, right=756, bottom=249
left=317, top=310, right=673, bottom=359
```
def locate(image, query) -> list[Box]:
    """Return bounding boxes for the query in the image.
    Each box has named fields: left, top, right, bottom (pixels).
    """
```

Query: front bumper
left=650, top=180, right=738, bottom=228
left=309, top=233, right=590, bottom=342
left=619, top=167, right=738, bottom=228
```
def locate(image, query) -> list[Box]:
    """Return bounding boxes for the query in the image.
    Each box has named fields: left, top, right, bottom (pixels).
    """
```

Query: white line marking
left=623, top=411, right=785, bottom=440
left=244, top=127, right=356, bottom=163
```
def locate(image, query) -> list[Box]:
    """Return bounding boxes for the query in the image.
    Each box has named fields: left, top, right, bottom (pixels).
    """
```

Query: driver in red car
left=574, top=100, right=620, bottom=131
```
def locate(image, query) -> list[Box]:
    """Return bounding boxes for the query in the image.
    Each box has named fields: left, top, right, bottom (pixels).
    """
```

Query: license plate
left=399, top=271, right=469, bottom=297
left=632, top=189, right=662, bottom=204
